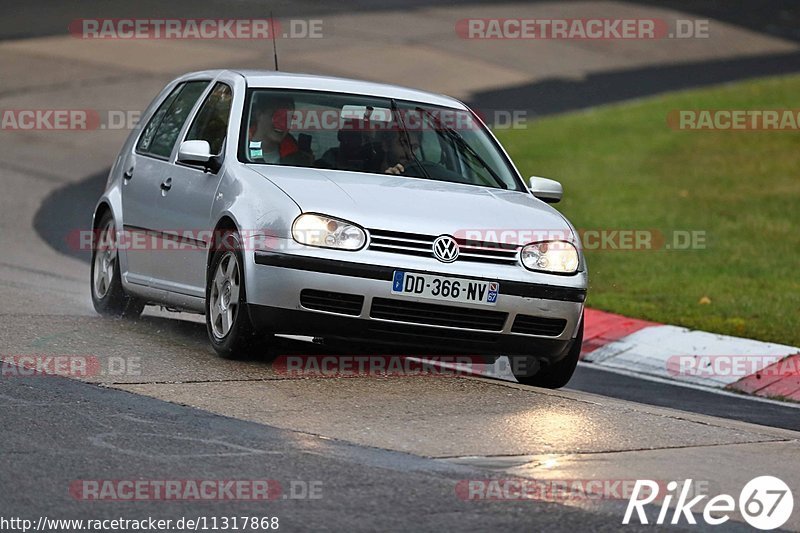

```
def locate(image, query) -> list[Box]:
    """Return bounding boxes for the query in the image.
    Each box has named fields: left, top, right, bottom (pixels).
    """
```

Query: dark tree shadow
left=33, top=168, right=108, bottom=264
left=469, top=51, right=800, bottom=118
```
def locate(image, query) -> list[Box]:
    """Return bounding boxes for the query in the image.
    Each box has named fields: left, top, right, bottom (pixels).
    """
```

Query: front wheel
left=511, top=315, right=584, bottom=389
left=205, top=231, right=265, bottom=359
left=90, top=212, right=145, bottom=318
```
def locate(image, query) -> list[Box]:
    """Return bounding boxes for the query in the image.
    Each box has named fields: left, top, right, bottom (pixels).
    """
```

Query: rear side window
left=137, top=81, right=209, bottom=158
left=185, top=83, right=233, bottom=155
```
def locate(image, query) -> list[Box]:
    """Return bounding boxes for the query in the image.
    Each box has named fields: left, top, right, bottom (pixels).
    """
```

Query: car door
left=120, top=79, right=210, bottom=287
left=146, top=81, right=234, bottom=300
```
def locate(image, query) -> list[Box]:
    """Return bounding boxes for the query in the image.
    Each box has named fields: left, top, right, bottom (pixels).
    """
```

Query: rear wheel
left=206, top=230, right=266, bottom=359
left=512, top=315, right=583, bottom=389
left=90, top=211, right=145, bottom=318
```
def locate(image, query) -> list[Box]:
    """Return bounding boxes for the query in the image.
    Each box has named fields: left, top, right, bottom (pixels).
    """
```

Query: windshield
left=238, top=89, right=524, bottom=191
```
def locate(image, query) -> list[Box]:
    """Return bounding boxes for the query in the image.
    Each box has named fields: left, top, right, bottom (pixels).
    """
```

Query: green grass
left=495, top=75, right=800, bottom=346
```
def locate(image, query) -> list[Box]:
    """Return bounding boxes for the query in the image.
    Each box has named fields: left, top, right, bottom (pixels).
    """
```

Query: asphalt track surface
left=5, top=368, right=772, bottom=533
left=2, top=1, right=800, bottom=531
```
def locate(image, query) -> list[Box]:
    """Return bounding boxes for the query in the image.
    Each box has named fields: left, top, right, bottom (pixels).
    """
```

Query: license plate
left=391, top=271, right=499, bottom=306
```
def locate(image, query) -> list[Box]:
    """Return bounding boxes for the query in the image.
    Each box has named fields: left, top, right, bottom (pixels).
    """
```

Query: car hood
left=250, top=166, right=575, bottom=245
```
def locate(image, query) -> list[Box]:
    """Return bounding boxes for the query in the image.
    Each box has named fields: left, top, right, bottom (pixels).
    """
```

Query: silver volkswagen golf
left=91, top=69, right=587, bottom=387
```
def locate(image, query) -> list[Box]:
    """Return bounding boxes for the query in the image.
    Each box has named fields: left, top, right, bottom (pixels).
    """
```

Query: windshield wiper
left=390, top=99, right=432, bottom=181
left=415, top=106, right=508, bottom=190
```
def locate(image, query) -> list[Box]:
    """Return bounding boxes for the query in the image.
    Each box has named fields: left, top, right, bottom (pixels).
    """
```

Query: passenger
left=316, top=119, right=376, bottom=171
left=248, top=94, right=313, bottom=166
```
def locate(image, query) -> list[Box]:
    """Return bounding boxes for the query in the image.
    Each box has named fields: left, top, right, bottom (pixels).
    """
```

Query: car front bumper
left=245, top=245, right=586, bottom=359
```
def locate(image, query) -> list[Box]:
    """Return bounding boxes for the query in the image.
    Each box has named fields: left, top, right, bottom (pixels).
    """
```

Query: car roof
left=182, top=69, right=468, bottom=110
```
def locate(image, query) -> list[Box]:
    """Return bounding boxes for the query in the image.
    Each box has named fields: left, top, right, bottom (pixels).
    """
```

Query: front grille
left=511, top=315, right=567, bottom=337
left=300, top=289, right=364, bottom=316
left=368, top=229, right=434, bottom=257
left=368, top=228, right=519, bottom=265
left=370, top=297, right=508, bottom=331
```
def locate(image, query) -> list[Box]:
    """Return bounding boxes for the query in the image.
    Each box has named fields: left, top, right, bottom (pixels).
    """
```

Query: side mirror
left=178, top=140, right=212, bottom=164
left=528, top=176, right=563, bottom=203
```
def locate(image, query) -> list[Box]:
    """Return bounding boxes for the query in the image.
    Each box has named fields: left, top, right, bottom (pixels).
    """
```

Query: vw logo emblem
left=432, top=235, right=459, bottom=263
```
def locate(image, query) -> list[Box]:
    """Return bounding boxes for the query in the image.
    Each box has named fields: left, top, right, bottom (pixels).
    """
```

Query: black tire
left=205, top=230, right=265, bottom=359
left=90, top=211, right=145, bottom=318
left=512, top=315, right=584, bottom=389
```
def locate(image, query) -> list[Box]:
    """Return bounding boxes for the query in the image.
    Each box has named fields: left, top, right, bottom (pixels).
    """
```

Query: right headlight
left=520, top=241, right=580, bottom=274
left=291, top=213, right=366, bottom=251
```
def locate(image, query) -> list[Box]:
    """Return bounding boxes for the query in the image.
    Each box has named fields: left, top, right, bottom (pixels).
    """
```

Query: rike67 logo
left=624, top=477, right=794, bottom=529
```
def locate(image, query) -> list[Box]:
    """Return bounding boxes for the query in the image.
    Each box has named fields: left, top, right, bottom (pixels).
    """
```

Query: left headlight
left=292, top=213, right=366, bottom=251
left=520, top=241, right=580, bottom=274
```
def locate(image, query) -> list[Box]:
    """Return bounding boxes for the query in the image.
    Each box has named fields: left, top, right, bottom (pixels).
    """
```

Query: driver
left=377, top=125, right=422, bottom=175
left=248, top=94, right=313, bottom=166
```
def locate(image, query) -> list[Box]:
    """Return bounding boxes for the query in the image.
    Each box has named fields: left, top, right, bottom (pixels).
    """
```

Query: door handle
left=123, top=168, right=134, bottom=180
left=160, top=177, right=172, bottom=192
